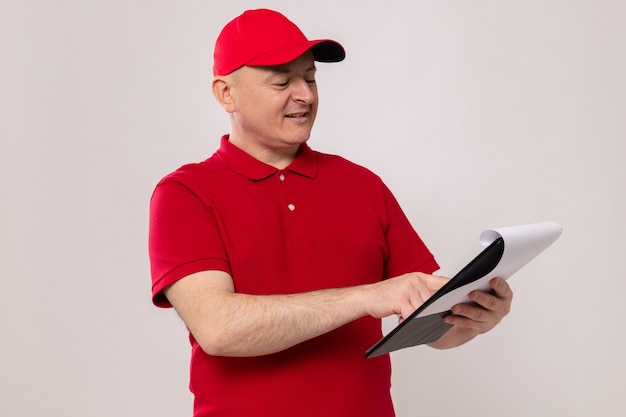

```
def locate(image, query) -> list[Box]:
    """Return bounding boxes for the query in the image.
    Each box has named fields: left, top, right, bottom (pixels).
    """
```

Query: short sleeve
left=148, top=181, right=230, bottom=307
left=381, top=184, right=439, bottom=278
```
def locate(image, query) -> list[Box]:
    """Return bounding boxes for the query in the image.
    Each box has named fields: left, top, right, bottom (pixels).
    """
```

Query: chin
left=284, top=132, right=311, bottom=145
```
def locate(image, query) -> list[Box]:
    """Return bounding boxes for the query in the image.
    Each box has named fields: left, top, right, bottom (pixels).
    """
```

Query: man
left=149, top=9, right=513, bottom=417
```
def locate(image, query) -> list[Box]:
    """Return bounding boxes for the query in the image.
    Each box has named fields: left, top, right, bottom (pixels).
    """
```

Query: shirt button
left=279, top=173, right=285, bottom=181
left=287, top=204, right=295, bottom=211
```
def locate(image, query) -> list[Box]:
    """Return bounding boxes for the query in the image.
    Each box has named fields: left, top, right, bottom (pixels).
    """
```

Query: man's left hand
left=428, top=277, right=513, bottom=349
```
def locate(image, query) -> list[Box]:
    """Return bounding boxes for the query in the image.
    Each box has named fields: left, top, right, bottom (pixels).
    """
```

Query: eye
left=306, top=78, right=316, bottom=85
left=274, top=80, right=289, bottom=87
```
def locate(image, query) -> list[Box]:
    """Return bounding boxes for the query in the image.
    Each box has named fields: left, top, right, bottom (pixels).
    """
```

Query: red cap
left=213, top=9, right=345, bottom=76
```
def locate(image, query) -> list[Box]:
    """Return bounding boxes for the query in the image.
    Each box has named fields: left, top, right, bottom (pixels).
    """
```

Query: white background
left=1, top=1, right=625, bottom=416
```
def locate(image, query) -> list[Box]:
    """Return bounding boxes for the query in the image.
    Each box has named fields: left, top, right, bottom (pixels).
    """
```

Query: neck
left=227, top=134, right=300, bottom=169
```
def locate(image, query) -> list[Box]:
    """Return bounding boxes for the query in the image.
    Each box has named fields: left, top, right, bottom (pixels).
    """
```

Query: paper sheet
left=416, top=221, right=562, bottom=318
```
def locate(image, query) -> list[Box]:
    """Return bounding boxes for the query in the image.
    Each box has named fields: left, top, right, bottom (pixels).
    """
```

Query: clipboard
left=365, top=221, right=562, bottom=358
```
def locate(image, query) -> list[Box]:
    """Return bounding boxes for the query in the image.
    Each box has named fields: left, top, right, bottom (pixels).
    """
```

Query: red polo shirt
left=149, top=136, right=438, bottom=417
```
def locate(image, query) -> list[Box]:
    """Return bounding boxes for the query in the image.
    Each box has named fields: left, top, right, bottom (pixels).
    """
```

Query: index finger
left=420, top=274, right=449, bottom=293
left=490, top=277, right=513, bottom=300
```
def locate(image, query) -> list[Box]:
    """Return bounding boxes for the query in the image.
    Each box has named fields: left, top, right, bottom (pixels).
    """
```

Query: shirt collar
left=215, top=135, right=317, bottom=181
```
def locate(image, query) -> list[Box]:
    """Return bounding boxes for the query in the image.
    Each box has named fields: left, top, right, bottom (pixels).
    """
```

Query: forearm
left=203, top=287, right=369, bottom=357
left=165, top=270, right=375, bottom=357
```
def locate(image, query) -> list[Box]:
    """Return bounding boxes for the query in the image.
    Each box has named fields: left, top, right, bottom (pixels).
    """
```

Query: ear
left=212, top=77, right=235, bottom=113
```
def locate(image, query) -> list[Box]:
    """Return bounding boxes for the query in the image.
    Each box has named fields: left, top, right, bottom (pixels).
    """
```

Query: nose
left=292, top=78, right=315, bottom=104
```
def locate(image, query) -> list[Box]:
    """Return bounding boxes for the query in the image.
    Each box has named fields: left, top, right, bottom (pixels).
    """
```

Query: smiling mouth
left=285, top=112, right=308, bottom=118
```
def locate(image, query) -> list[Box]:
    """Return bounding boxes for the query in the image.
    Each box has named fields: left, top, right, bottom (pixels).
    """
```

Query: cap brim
left=310, top=40, right=346, bottom=62
left=246, top=39, right=345, bottom=68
